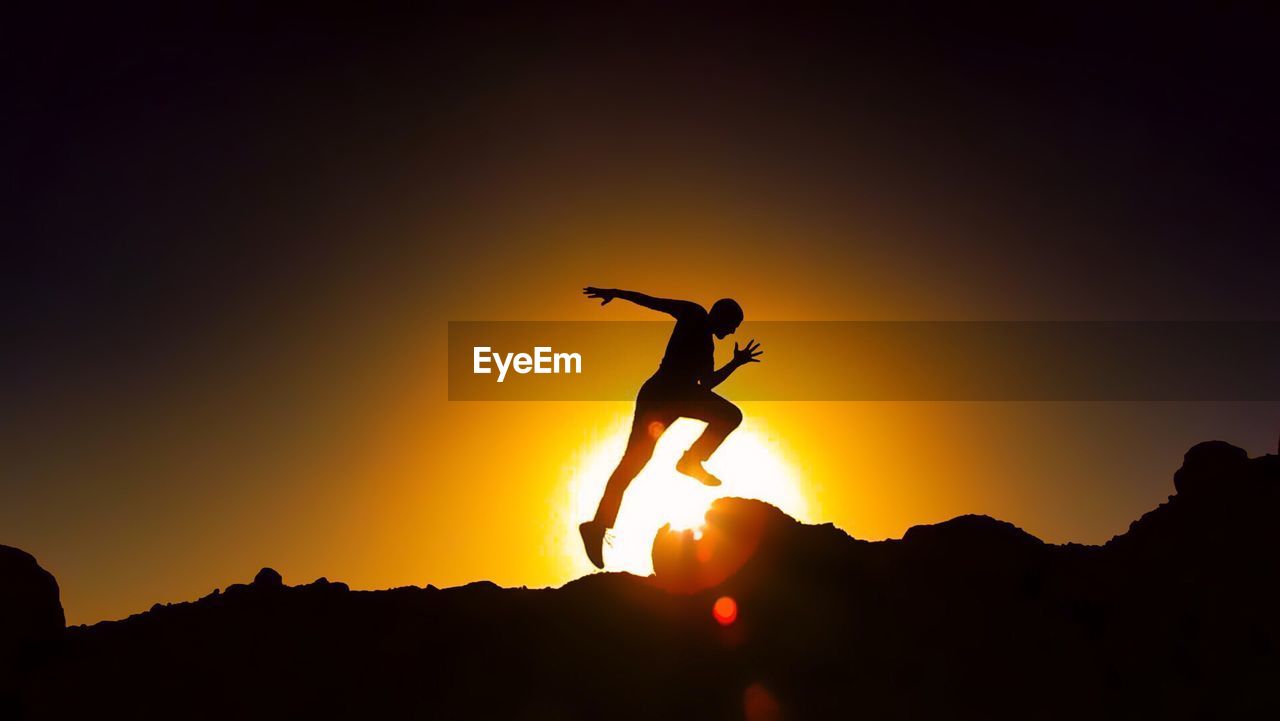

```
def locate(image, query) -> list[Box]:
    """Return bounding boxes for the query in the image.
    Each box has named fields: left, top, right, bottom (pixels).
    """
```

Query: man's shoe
left=579, top=520, right=607, bottom=569
left=676, top=452, right=723, bottom=486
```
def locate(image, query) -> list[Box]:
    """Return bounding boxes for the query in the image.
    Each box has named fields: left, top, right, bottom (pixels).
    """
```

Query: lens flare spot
left=713, top=595, right=738, bottom=625
left=743, top=682, right=782, bottom=721
left=647, top=420, right=666, bottom=439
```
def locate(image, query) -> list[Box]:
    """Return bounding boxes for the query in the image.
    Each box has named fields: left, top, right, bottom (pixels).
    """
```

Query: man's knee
left=720, top=402, right=743, bottom=430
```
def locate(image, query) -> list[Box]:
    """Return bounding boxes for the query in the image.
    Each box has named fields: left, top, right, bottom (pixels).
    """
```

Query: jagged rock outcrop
left=7, top=441, right=1279, bottom=720
left=1, top=545, right=63, bottom=719
left=0, top=546, right=63, bottom=659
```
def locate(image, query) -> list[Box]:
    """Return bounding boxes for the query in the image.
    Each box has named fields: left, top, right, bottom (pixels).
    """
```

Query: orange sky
left=8, top=202, right=1276, bottom=624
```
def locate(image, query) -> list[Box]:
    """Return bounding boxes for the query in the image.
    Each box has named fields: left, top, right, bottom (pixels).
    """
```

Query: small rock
left=253, top=568, right=284, bottom=589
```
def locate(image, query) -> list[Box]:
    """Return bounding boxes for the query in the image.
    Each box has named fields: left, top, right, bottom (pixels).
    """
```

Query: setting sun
left=564, top=412, right=811, bottom=576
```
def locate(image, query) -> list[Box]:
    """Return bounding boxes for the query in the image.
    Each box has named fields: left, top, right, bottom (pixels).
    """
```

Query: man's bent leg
left=583, top=411, right=661, bottom=568
left=685, top=392, right=743, bottom=461
left=674, top=392, right=742, bottom=485
left=592, top=414, right=661, bottom=528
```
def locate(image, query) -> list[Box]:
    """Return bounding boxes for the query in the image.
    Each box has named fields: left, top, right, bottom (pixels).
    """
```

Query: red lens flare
left=713, top=595, right=738, bottom=625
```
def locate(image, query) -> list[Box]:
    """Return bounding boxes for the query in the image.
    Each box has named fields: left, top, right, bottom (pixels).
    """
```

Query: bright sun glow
left=562, top=413, right=811, bottom=576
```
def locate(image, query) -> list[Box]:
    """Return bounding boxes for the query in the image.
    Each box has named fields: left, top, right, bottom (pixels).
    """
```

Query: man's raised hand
left=733, top=339, right=763, bottom=365
left=583, top=287, right=616, bottom=305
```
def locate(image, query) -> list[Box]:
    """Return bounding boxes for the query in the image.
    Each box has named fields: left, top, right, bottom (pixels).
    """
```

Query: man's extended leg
left=674, top=391, right=742, bottom=486
left=580, top=412, right=661, bottom=568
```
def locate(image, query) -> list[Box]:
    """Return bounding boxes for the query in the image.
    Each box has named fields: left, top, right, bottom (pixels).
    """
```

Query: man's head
left=708, top=298, right=743, bottom=339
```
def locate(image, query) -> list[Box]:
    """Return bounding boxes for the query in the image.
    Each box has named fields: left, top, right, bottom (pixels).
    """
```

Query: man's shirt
left=654, top=302, right=714, bottom=386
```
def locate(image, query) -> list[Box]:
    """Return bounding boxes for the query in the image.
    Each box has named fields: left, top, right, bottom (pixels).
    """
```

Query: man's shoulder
left=673, top=300, right=708, bottom=319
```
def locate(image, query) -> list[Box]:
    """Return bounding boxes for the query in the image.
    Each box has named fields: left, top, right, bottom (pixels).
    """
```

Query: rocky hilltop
left=3, top=441, right=1278, bottom=720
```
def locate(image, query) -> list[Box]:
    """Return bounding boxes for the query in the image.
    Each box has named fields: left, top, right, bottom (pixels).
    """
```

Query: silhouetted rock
left=252, top=568, right=283, bottom=589
left=1, top=545, right=63, bottom=717
left=1173, top=440, right=1249, bottom=496
left=10, top=442, right=1280, bottom=720
left=651, top=498, right=776, bottom=593
left=901, top=513, right=1042, bottom=550
left=304, top=577, right=348, bottom=593
left=0, top=547, right=63, bottom=658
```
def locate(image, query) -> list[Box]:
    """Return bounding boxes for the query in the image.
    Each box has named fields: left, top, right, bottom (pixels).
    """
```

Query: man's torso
left=653, top=307, right=713, bottom=386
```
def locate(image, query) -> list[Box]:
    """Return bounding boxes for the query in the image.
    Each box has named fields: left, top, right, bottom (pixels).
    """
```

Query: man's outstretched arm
left=702, top=339, right=763, bottom=389
left=583, top=287, right=697, bottom=317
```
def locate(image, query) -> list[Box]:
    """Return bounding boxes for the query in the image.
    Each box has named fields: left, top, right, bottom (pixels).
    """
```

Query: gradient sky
left=4, top=2, right=1278, bottom=624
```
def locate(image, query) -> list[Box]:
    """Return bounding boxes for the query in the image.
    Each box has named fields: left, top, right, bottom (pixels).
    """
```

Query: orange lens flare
left=713, top=595, right=738, bottom=625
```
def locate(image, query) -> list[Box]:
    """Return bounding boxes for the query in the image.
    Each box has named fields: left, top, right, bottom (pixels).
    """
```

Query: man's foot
left=676, top=452, right=723, bottom=486
left=579, top=520, right=607, bottom=569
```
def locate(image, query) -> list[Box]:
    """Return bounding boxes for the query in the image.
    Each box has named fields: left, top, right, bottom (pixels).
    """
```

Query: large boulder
left=650, top=498, right=775, bottom=594
left=1173, top=440, right=1249, bottom=497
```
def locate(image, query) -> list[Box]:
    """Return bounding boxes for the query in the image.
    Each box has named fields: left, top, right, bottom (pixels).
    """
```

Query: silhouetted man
left=579, top=287, right=762, bottom=568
